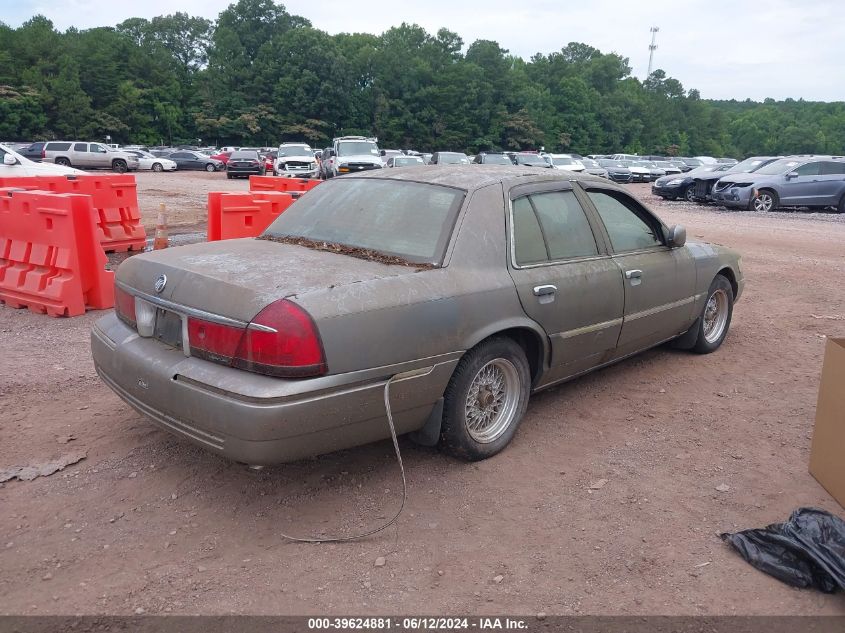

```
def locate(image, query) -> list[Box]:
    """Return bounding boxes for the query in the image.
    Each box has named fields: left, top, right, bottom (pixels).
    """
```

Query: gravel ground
left=1, top=175, right=844, bottom=616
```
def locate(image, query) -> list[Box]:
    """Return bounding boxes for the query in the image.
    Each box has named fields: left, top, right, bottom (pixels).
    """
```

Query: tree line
left=1, top=0, right=843, bottom=157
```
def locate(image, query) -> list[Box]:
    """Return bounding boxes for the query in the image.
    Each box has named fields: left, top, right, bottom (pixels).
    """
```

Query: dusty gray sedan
left=92, top=167, right=743, bottom=465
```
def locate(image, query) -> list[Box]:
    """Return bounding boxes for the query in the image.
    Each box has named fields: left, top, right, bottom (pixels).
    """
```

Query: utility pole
left=647, top=26, right=659, bottom=77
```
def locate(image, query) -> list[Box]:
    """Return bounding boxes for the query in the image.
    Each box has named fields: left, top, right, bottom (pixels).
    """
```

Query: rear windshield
left=263, top=179, right=466, bottom=265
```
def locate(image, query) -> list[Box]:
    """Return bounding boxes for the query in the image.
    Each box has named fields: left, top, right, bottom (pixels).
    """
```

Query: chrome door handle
left=625, top=269, right=643, bottom=280
left=533, top=285, right=557, bottom=297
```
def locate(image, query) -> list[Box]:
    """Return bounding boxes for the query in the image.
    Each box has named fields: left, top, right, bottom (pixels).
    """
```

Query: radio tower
left=647, top=26, right=659, bottom=77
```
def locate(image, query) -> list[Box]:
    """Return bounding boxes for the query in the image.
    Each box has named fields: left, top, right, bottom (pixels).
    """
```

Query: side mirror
left=666, top=224, right=686, bottom=248
left=327, top=149, right=336, bottom=157
left=3, top=154, right=17, bottom=166
left=785, top=171, right=798, bottom=179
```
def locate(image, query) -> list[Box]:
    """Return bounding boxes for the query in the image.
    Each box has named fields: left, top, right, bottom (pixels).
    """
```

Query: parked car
left=126, top=150, right=177, bottom=172
left=17, top=141, right=47, bottom=162
left=690, top=156, right=780, bottom=202
left=512, top=153, right=553, bottom=168
left=636, top=161, right=666, bottom=181
left=654, top=160, right=682, bottom=176
left=166, top=150, right=223, bottom=172
left=263, top=151, right=277, bottom=173
left=274, top=143, right=318, bottom=178
left=210, top=151, right=232, bottom=165
left=597, top=160, right=633, bottom=183
left=323, top=136, right=383, bottom=178
left=712, top=156, right=845, bottom=212
left=0, top=143, right=86, bottom=176
left=380, top=149, right=404, bottom=160
left=226, top=150, right=266, bottom=179
left=93, top=166, right=743, bottom=466
left=42, top=141, right=140, bottom=172
left=421, top=153, right=433, bottom=164
left=431, top=152, right=470, bottom=165
left=651, top=164, right=732, bottom=201
left=677, top=158, right=703, bottom=171
left=620, top=160, right=651, bottom=182
left=547, top=155, right=585, bottom=172
left=386, top=156, right=426, bottom=168
left=717, top=158, right=738, bottom=166
left=472, top=152, right=513, bottom=165
left=579, top=158, right=609, bottom=179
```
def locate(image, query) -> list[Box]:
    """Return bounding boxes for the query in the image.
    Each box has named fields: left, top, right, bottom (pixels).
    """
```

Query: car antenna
left=276, top=368, right=427, bottom=543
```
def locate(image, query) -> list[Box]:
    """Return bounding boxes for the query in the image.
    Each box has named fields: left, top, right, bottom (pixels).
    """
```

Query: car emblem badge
left=154, top=273, right=167, bottom=293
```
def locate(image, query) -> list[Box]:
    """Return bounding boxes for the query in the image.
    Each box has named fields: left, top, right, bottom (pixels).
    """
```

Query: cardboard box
left=809, top=337, right=845, bottom=509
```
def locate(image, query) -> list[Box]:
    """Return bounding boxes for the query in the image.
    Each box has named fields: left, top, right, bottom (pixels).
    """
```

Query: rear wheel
left=750, top=189, right=778, bottom=212
left=440, top=337, right=531, bottom=461
left=112, top=159, right=127, bottom=173
left=55, top=157, right=71, bottom=167
left=205, top=163, right=216, bottom=172
left=692, top=275, right=734, bottom=354
left=152, top=162, right=163, bottom=172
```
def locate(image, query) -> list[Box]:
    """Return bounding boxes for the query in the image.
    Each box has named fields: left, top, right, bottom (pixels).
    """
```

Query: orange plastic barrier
left=248, top=175, right=320, bottom=195
left=0, top=188, right=115, bottom=317
left=0, top=175, right=146, bottom=253
left=207, top=191, right=293, bottom=241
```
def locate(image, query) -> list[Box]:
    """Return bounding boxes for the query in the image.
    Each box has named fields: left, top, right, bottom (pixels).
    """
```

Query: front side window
left=92, top=144, right=107, bottom=153
left=795, top=162, right=821, bottom=177
left=587, top=190, right=663, bottom=253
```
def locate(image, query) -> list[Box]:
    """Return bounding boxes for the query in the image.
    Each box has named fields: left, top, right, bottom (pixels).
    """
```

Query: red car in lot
left=210, top=151, right=232, bottom=165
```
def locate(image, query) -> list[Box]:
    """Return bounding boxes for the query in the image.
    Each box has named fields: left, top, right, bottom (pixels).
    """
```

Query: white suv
left=274, top=143, right=318, bottom=178
left=323, top=136, right=383, bottom=178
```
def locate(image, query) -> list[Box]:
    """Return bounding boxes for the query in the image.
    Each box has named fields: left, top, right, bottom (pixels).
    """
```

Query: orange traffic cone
left=153, top=204, right=169, bottom=250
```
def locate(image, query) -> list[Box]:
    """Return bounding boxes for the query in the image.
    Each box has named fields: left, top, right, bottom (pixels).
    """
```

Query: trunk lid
left=117, top=238, right=417, bottom=322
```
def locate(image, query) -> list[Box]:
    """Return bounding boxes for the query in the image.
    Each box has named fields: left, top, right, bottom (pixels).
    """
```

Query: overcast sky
left=4, top=0, right=842, bottom=101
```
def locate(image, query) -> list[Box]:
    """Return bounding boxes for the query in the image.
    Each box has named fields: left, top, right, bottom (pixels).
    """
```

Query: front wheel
left=440, top=337, right=531, bottom=461
left=750, top=189, right=778, bottom=212
left=205, top=163, right=216, bottom=172
left=683, top=184, right=696, bottom=203
left=692, top=275, right=734, bottom=354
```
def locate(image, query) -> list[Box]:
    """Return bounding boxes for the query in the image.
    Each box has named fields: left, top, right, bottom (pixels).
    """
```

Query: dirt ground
left=1, top=173, right=844, bottom=616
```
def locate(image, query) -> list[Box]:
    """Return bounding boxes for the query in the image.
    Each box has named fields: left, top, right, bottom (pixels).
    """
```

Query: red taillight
left=187, top=318, right=243, bottom=364
left=186, top=299, right=326, bottom=378
left=233, top=300, right=326, bottom=377
left=115, top=286, right=136, bottom=327
left=41, top=148, right=46, bottom=159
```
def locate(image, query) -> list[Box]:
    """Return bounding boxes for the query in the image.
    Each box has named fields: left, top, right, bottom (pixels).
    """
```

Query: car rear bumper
left=91, top=313, right=457, bottom=465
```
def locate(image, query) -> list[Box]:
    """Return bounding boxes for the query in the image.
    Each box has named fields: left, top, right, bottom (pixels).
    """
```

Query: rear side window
left=821, top=162, right=845, bottom=175
left=587, top=190, right=663, bottom=252
left=512, top=190, right=598, bottom=265
left=47, top=142, right=71, bottom=151
left=73, top=143, right=87, bottom=152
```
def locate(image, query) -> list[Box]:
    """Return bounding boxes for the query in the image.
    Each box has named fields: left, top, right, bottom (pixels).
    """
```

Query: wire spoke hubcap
left=703, top=288, right=729, bottom=344
left=464, top=358, right=520, bottom=444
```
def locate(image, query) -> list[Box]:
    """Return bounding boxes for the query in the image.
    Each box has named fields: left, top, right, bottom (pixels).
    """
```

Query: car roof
left=347, top=165, right=615, bottom=191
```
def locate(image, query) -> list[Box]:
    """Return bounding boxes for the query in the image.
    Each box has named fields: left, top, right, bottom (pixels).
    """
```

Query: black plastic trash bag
left=721, top=507, right=845, bottom=593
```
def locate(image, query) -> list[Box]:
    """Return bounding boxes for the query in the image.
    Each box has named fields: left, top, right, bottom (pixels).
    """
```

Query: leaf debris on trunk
left=257, top=234, right=436, bottom=270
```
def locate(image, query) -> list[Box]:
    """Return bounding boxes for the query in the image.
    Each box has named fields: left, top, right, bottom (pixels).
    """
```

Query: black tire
left=440, top=337, right=531, bottom=461
left=837, top=194, right=845, bottom=214
left=227, top=173, right=233, bottom=179
left=152, top=162, right=163, bottom=172
left=55, top=157, right=71, bottom=167
left=691, top=275, right=734, bottom=354
left=112, top=159, right=127, bottom=173
left=683, top=184, right=696, bottom=203
left=749, top=189, right=778, bottom=212
left=205, top=163, right=216, bottom=172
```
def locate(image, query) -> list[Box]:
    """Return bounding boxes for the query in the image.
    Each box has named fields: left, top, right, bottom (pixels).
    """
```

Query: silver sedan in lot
left=92, top=167, right=743, bottom=465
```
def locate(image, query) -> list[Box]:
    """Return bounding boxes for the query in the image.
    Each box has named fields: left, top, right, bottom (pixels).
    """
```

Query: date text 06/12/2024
left=307, top=617, right=530, bottom=630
